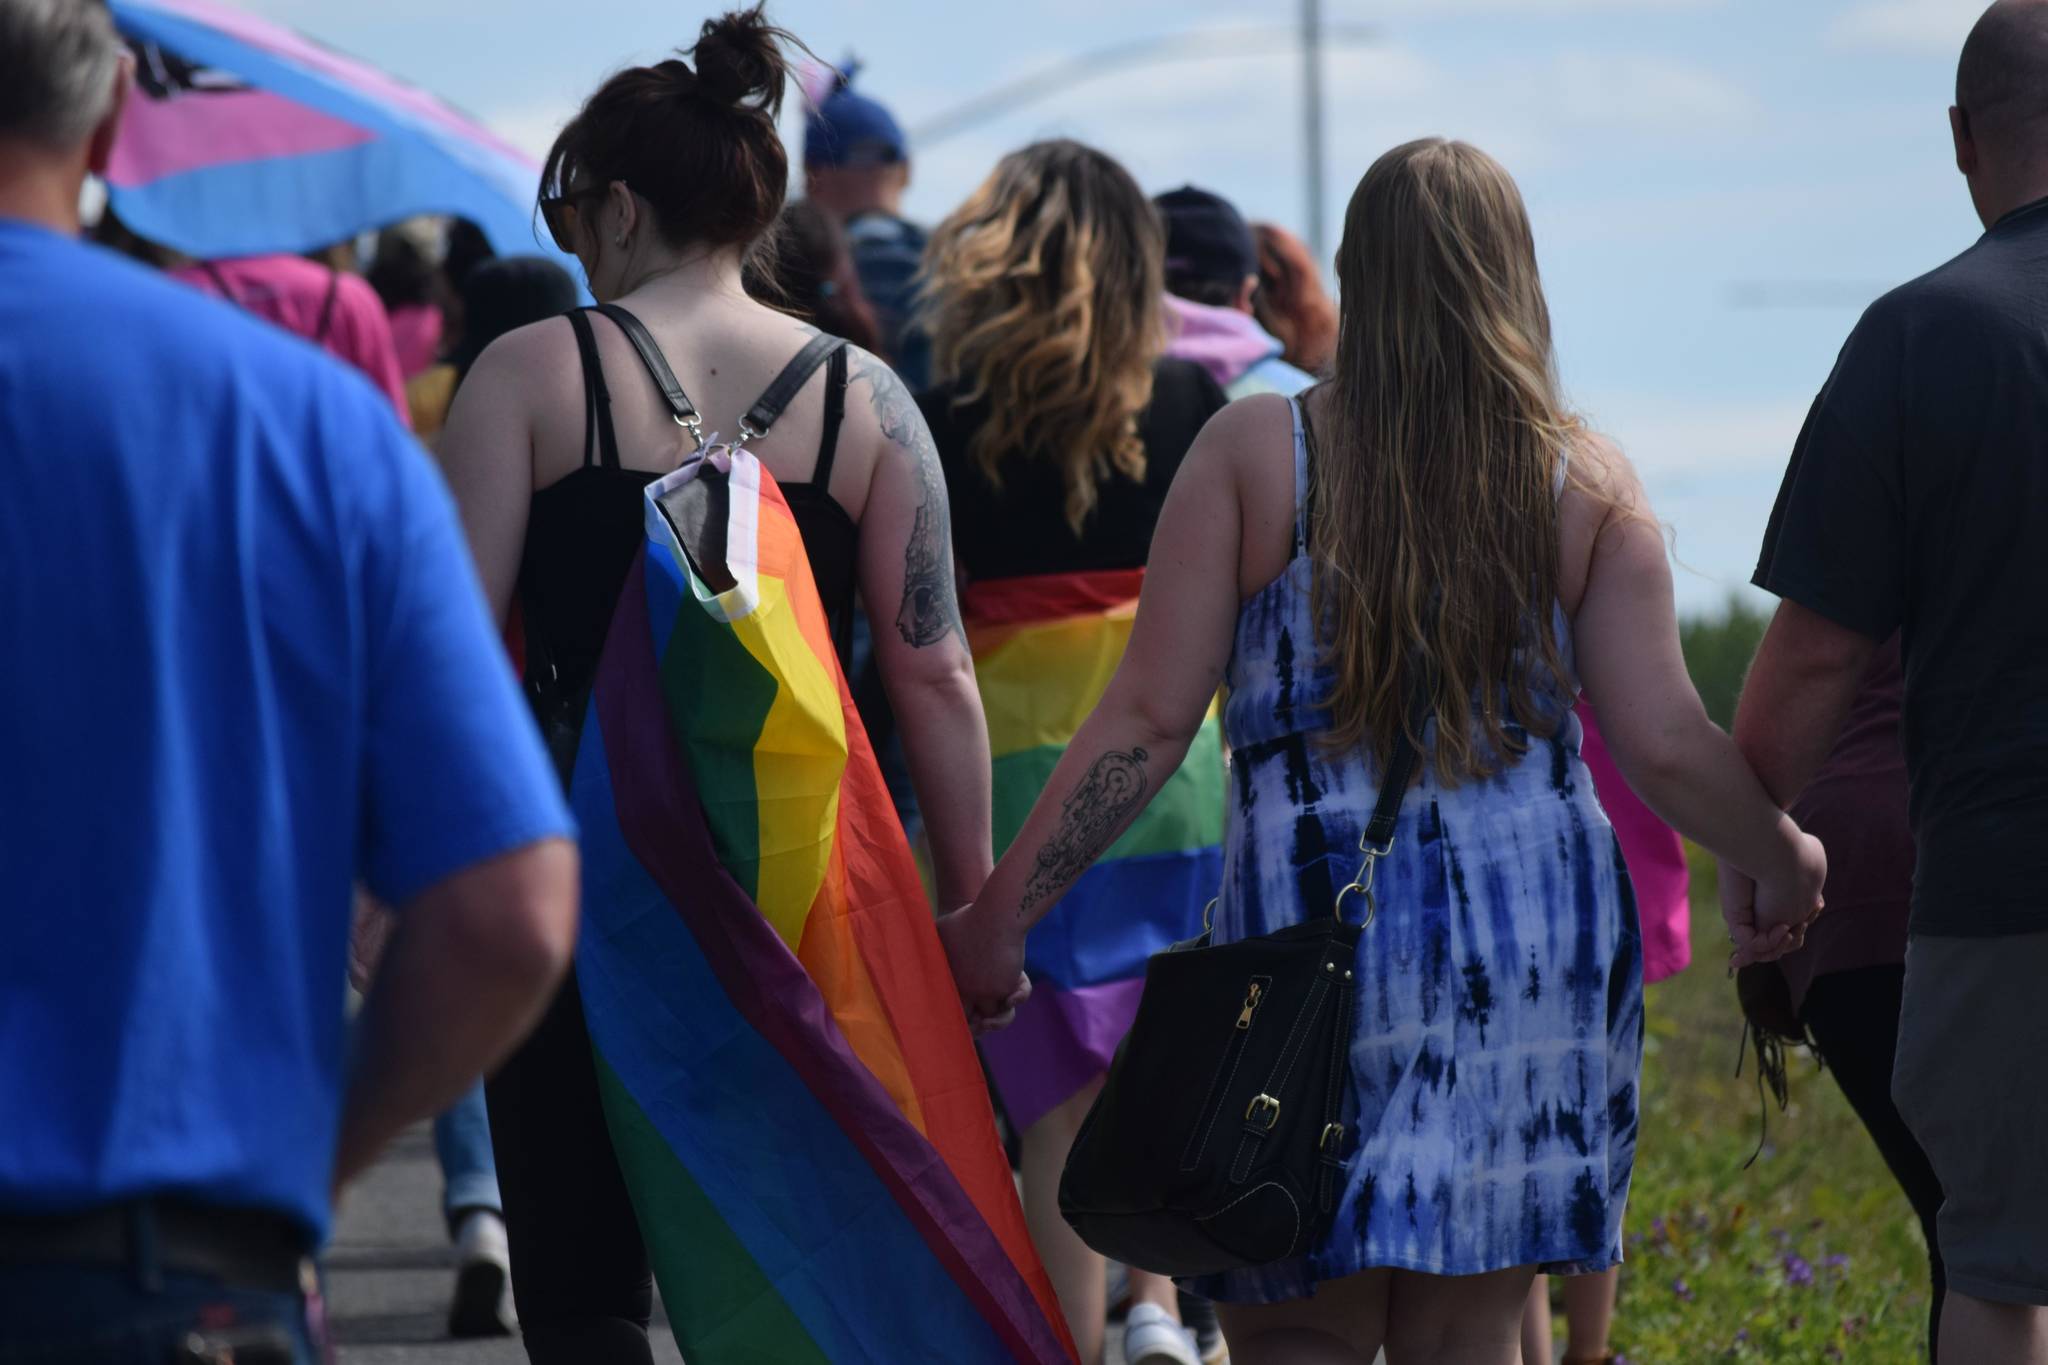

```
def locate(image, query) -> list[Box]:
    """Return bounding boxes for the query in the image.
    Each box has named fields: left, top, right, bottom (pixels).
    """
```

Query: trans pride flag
left=106, top=0, right=560, bottom=263
left=966, top=571, right=1225, bottom=1131
left=570, top=452, right=1073, bottom=1363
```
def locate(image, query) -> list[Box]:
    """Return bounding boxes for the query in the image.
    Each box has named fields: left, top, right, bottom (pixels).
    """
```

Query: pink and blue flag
left=106, top=0, right=561, bottom=264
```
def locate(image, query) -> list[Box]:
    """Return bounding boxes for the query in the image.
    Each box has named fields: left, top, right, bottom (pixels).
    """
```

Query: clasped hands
left=937, top=903, right=1031, bottom=1037
left=1717, top=822, right=1830, bottom=972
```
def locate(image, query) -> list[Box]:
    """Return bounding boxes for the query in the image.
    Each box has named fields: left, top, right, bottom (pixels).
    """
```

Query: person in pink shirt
left=1523, top=700, right=1692, bottom=1365
left=174, top=252, right=411, bottom=423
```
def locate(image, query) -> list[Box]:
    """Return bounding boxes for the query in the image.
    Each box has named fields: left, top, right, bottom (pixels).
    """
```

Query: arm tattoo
left=1018, top=747, right=1152, bottom=917
left=848, top=349, right=962, bottom=648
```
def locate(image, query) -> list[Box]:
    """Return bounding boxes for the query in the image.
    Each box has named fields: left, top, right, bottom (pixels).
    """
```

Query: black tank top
left=516, top=307, right=859, bottom=740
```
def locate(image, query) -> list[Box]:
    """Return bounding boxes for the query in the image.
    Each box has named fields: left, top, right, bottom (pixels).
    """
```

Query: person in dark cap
left=1155, top=185, right=1313, bottom=401
left=803, top=62, right=929, bottom=389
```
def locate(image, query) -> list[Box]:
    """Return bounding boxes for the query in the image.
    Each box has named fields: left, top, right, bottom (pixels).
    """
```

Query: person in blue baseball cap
left=804, top=61, right=930, bottom=389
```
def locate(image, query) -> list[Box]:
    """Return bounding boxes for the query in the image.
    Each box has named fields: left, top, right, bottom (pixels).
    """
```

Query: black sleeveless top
left=516, top=308, right=859, bottom=736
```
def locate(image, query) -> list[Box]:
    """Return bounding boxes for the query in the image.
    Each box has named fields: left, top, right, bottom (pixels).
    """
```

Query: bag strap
left=1362, top=674, right=1432, bottom=851
left=741, top=333, right=846, bottom=440
left=593, top=304, right=848, bottom=451
left=198, top=260, right=239, bottom=308
left=594, top=303, right=703, bottom=443
left=312, top=268, right=341, bottom=346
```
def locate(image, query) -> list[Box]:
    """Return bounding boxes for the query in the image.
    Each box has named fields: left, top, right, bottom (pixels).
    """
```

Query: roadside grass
left=1584, top=847, right=1930, bottom=1363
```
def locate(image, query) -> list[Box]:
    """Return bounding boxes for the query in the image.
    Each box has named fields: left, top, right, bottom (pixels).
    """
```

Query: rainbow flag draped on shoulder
left=570, top=450, right=1074, bottom=1364
left=965, top=570, right=1226, bottom=1131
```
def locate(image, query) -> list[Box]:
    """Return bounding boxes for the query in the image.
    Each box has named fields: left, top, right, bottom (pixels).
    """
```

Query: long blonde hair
left=921, top=140, right=1164, bottom=535
left=1314, top=138, right=1582, bottom=784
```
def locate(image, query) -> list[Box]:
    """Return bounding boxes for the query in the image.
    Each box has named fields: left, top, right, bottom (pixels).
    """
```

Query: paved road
left=331, top=1129, right=1407, bottom=1365
left=328, top=1126, right=681, bottom=1365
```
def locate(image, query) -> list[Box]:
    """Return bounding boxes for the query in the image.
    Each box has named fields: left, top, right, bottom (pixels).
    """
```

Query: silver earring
left=614, top=235, right=626, bottom=249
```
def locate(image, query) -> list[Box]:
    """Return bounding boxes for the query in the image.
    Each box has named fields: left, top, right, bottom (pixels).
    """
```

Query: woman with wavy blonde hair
left=944, top=138, right=1824, bottom=1364
left=918, top=139, right=1229, bottom=1365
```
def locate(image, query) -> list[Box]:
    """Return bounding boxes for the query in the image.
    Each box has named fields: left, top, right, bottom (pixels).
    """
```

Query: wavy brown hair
left=1314, top=138, right=1584, bottom=784
left=922, top=140, right=1164, bottom=535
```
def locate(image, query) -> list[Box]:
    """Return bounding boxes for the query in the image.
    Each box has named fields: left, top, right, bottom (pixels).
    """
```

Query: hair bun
left=689, top=5, right=789, bottom=115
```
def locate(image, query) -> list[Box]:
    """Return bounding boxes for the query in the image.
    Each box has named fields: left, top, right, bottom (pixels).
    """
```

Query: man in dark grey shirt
left=1738, top=3, right=2048, bottom=1359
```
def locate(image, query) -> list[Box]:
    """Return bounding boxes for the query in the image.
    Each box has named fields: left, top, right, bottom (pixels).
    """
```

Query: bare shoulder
left=1177, top=391, right=1293, bottom=490
left=1562, top=426, right=1651, bottom=530
left=476, top=314, right=582, bottom=384
left=1198, top=390, right=1293, bottom=462
left=838, top=343, right=927, bottom=449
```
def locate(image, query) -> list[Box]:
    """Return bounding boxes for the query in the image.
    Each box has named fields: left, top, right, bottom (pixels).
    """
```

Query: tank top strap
left=564, top=308, right=620, bottom=470
left=1289, top=394, right=1311, bottom=557
left=1553, top=442, right=1570, bottom=501
left=807, top=344, right=850, bottom=491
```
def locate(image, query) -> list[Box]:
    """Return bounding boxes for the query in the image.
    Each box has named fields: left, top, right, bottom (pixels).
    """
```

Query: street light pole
left=1303, top=0, right=1327, bottom=265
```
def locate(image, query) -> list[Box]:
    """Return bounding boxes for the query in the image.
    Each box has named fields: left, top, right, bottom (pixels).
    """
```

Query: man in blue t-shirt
left=0, top=2, right=578, bottom=1359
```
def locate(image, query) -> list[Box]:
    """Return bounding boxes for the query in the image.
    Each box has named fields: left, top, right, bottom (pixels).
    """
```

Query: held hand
left=1722, top=827, right=1828, bottom=970
left=937, top=905, right=1031, bottom=1037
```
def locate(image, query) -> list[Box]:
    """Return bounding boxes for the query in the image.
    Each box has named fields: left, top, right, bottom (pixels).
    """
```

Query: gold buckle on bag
left=1245, top=1094, right=1281, bottom=1130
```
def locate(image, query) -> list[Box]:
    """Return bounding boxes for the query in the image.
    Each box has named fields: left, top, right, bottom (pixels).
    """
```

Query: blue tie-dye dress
left=1191, top=398, right=1645, bottom=1303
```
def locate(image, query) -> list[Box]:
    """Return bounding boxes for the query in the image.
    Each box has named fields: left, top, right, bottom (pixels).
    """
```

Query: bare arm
left=1568, top=446, right=1825, bottom=964
left=1731, top=600, right=1874, bottom=806
left=334, top=838, right=577, bottom=1193
left=846, top=349, right=993, bottom=908
left=941, top=407, right=1247, bottom=1020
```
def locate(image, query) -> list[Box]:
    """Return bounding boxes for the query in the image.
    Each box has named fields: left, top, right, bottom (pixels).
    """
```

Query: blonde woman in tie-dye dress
left=943, top=139, right=1827, bottom=1364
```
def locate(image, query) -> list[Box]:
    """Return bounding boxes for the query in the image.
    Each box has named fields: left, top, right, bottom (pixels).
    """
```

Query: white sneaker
left=448, top=1209, right=516, bottom=1339
left=1124, top=1302, right=1202, bottom=1365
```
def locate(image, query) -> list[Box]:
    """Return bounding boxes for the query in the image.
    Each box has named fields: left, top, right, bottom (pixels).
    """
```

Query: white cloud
left=1577, top=393, right=1811, bottom=482
left=1573, top=393, right=1810, bottom=611
left=1828, top=0, right=1983, bottom=54
left=1525, top=51, right=1758, bottom=128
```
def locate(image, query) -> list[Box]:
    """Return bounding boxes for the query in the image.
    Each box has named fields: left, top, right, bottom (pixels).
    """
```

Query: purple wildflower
left=1783, top=1253, right=1815, bottom=1287
left=1672, top=1277, right=1695, bottom=1302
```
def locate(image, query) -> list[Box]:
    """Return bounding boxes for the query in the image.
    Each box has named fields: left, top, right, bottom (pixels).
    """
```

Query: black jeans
left=485, top=972, right=656, bottom=1365
left=1800, top=964, right=1947, bottom=1361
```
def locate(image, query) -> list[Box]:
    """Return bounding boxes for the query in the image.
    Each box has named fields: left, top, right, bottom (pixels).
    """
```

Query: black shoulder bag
left=1058, top=683, right=1430, bottom=1278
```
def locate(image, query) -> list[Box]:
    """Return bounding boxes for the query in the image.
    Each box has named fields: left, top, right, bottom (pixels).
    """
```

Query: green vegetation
left=1679, top=595, right=1772, bottom=729
left=1535, top=599, right=1929, bottom=1361
left=1581, top=847, right=1931, bottom=1364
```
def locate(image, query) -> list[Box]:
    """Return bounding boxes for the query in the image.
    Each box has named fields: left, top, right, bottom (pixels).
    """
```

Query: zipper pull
left=1236, top=980, right=1264, bottom=1030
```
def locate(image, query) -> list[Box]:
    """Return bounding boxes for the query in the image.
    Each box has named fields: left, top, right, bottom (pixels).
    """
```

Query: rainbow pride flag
left=965, top=571, right=1225, bottom=1132
left=570, top=452, right=1074, bottom=1363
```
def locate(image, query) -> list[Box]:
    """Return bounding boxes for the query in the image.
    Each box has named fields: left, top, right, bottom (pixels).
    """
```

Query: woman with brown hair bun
left=919, top=139, right=1229, bottom=1365
left=436, top=9, right=1005, bottom=1361
left=943, top=138, right=1825, bottom=1363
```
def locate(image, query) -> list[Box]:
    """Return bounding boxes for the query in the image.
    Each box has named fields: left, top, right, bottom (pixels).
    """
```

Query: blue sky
left=243, top=0, right=1991, bottom=612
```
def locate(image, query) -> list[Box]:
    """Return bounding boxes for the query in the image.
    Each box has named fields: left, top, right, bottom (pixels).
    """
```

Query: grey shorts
left=1893, top=930, right=2048, bottom=1306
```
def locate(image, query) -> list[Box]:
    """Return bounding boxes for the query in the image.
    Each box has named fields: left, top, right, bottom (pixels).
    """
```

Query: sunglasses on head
left=540, top=185, right=608, bottom=253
